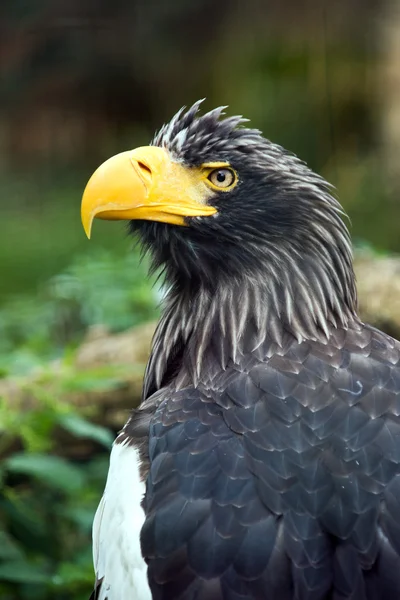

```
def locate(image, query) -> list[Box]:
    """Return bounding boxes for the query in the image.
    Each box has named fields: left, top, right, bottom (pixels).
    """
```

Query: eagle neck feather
left=143, top=253, right=359, bottom=398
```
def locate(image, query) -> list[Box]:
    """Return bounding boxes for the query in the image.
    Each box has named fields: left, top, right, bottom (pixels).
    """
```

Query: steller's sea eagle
left=81, top=101, right=400, bottom=600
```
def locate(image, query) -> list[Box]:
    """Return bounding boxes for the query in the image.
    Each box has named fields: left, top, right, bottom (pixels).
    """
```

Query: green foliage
left=0, top=248, right=158, bottom=599
left=0, top=387, right=112, bottom=599
left=0, top=248, right=159, bottom=377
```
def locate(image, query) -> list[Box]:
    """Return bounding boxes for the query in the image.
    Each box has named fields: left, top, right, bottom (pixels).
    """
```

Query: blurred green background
left=1, top=0, right=399, bottom=598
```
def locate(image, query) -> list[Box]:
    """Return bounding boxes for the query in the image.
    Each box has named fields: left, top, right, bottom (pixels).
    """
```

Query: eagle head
left=81, top=100, right=357, bottom=343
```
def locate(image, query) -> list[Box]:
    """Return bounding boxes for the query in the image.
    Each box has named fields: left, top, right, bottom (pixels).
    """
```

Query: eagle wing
left=141, top=324, right=400, bottom=600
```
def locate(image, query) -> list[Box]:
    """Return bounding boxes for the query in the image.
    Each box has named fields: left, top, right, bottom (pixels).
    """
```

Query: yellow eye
left=208, top=168, right=236, bottom=190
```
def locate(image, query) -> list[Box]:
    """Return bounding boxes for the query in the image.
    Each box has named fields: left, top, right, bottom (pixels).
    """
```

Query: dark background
left=0, top=1, right=399, bottom=598
left=1, top=0, right=400, bottom=300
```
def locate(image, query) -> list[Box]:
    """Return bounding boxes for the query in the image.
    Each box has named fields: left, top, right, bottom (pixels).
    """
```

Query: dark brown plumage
left=83, top=102, right=400, bottom=600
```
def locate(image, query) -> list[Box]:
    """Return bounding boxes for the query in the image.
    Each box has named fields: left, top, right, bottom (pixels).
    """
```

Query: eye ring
left=207, top=167, right=236, bottom=190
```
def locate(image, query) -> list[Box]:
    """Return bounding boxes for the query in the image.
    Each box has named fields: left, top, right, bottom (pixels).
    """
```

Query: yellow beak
left=81, top=146, right=217, bottom=238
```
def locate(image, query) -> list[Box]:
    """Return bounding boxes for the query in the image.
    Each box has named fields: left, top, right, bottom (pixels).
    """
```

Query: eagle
left=81, top=101, right=400, bottom=600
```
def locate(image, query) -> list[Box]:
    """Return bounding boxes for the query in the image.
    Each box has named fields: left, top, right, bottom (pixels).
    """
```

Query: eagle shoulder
left=140, top=323, right=400, bottom=599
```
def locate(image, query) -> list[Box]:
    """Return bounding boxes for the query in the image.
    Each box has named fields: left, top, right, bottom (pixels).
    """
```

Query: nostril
left=137, top=161, right=151, bottom=175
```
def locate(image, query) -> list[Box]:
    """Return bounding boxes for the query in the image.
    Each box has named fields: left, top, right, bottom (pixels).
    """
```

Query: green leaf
left=0, top=530, right=24, bottom=560
left=61, top=506, right=96, bottom=532
left=0, top=560, right=48, bottom=583
left=58, top=414, right=113, bottom=448
left=54, top=558, right=93, bottom=586
left=4, top=453, right=84, bottom=493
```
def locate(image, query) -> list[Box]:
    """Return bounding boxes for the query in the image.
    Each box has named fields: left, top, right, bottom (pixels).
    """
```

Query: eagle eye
left=207, top=168, right=237, bottom=190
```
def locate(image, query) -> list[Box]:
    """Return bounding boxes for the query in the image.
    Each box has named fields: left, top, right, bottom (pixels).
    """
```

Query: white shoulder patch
left=92, top=440, right=151, bottom=600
